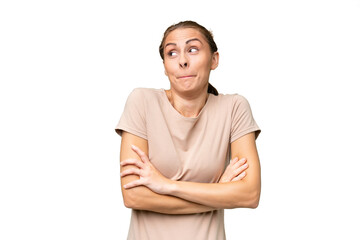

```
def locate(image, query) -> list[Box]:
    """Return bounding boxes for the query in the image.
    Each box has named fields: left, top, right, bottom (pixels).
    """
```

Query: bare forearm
left=121, top=161, right=217, bottom=214
left=123, top=186, right=218, bottom=214
left=120, top=132, right=261, bottom=212
left=167, top=179, right=260, bottom=209
left=119, top=133, right=217, bottom=214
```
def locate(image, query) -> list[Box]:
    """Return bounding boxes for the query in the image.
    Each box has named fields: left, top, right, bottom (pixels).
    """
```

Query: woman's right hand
left=219, top=157, right=248, bottom=183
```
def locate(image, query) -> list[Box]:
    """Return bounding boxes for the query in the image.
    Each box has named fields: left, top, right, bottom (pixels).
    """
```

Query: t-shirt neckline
left=160, top=88, right=212, bottom=121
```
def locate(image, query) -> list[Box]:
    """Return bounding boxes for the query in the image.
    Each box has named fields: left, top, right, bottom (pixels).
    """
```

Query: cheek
left=164, top=60, right=178, bottom=73
left=192, top=56, right=212, bottom=72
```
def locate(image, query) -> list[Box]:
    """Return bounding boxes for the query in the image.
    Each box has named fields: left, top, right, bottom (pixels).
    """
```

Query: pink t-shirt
left=115, top=88, right=261, bottom=240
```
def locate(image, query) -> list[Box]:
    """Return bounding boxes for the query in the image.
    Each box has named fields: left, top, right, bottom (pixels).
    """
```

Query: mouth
left=177, top=75, right=196, bottom=79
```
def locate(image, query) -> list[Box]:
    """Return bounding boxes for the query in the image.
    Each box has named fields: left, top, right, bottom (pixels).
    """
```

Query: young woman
left=115, top=20, right=261, bottom=240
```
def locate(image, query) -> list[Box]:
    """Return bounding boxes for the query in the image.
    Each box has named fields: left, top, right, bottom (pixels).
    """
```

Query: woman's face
left=163, top=28, right=219, bottom=96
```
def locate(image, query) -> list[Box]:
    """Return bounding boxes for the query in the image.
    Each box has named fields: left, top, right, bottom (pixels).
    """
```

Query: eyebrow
left=164, top=38, right=203, bottom=48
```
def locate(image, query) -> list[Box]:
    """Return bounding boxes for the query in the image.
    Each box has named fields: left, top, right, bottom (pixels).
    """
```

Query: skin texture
left=120, top=132, right=250, bottom=214
left=121, top=132, right=260, bottom=209
left=120, top=132, right=218, bottom=214
left=162, top=28, right=219, bottom=117
left=119, top=28, right=261, bottom=213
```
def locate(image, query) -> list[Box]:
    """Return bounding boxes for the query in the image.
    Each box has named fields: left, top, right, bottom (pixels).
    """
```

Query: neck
left=165, top=88, right=209, bottom=118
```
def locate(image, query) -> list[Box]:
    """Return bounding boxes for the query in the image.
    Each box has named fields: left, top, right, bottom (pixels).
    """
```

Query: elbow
left=122, top=187, right=149, bottom=210
left=248, top=197, right=260, bottom=209
left=122, top=188, right=140, bottom=209
left=123, top=192, right=135, bottom=209
left=234, top=188, right=261, bottom=209
left=123, top=197, right=134, bottom=209
left=247, top=189, right=261, bottom=209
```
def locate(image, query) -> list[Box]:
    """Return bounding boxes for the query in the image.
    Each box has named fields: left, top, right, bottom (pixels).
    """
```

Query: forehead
left=164, top=28, right=206, bottom=44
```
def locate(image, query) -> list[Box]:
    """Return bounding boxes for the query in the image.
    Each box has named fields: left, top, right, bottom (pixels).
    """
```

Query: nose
left=179, top=53, right=189, bottom=68
left=180, top=62, right=188, bottom=68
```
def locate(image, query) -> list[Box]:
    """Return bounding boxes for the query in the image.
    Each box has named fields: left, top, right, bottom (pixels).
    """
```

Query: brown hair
left=159, top=21, right=219, bottom=96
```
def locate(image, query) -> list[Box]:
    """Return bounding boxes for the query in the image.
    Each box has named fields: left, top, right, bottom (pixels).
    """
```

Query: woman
left=115, top=20, right=261, bottom=240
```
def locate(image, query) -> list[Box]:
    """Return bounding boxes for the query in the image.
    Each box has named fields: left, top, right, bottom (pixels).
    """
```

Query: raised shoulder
left=131, top=87, right=162, bottom=95
left=128, top=87, right=149, bottom=99
left=215, top=92, right=248, bottom=104
left=115, top=88, right=161, bottom=139
left=231, top=94, right=250, bottom=106
left=231, top=94, right=252, bottom=116
left=127, top=88, right=163, bottom=103
left=123, top=88, right=162, bottom=110
left=213, top=93, right=251, bottom=114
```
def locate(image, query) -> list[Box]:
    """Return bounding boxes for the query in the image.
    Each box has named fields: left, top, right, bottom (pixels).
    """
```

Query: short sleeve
left=230, top=94, right=261, bottom=143
left=114, top=88, right=147, bottom=139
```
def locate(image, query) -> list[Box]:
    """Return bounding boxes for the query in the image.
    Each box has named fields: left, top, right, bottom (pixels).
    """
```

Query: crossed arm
left=119, top=131, right=261, bottom=214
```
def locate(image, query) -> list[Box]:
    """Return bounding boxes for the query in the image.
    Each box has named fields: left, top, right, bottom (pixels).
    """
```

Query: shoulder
left=128, top=87, right=161, bottom=97
left=211, top=93, right=254, bottom=120
left=127, top=88, right=163, bottom=102
left=213, top=92, right=250, bottom=108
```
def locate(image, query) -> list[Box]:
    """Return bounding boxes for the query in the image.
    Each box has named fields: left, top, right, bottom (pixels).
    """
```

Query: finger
left=121, top=158, right=145, bottom=169
left=232, top=171, right=247, bottom=181
left=121, top=168, right=141, bottom=178
left=131, top=145, right=150, bottom=163
left=123, top=179, right=145, bottom=189
left=230, top=157, right=238, bottom=165
left=232, top=163, right=249, bottom=178
left=233, top=158, right=247, bottom=168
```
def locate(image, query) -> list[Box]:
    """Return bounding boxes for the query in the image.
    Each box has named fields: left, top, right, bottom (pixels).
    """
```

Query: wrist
left=165, top=179, right=178, bottom=195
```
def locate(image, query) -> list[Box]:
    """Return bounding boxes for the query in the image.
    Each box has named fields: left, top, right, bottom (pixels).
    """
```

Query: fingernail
left=244, top=163, right=248, bottom=167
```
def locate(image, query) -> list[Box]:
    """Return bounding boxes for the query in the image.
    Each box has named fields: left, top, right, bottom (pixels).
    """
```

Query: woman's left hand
left=218, top=157, right=248, bottom=183
left=120, top=145, right=172, bottom=195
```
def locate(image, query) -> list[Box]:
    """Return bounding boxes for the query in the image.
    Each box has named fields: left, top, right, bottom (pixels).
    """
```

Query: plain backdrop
left=1, top=0, right=359, bottom=239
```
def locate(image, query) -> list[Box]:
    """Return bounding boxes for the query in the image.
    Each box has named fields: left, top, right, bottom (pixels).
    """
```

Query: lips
left=177, top=75, right=196, bottom=79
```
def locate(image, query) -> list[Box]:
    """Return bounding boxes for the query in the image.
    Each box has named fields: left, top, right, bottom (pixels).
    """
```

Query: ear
left=210, top=52, right=219, bottom=70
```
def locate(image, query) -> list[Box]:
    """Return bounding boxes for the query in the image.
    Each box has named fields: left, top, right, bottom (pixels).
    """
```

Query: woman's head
left=159, top=21, right=219, bottom=95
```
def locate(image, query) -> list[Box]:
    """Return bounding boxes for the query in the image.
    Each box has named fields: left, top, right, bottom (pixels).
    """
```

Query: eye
left=189, top=47, right=199, bottom=53
left=167, top=51, right=177, bottom=57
